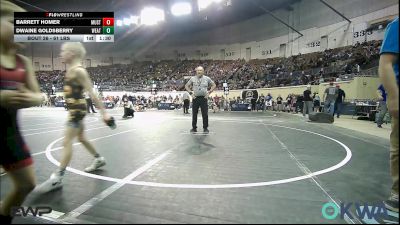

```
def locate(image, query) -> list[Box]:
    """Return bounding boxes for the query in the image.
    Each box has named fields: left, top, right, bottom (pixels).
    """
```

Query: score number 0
left=103, top=18, right=114, bottom=26
left=102, top=18, right=114, bottom=34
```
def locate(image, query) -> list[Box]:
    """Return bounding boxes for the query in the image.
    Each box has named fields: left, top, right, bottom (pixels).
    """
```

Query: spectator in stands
left=291, top=95, right=297, bottom=113
left=335, top=84, right=346, bottom=118
left=35, top=39, right=382, bottom=93
left=114, top=96, right=120, bottom=106
left=236, top=96, right=242, bottom=104
left=122, top=97, right=134, bottom=119
left=128, top=95, right=133, bottom=105
left=257, top=94, right=265, bottom=112
left=220, top=95, right=225, bottom=110
left=228, top=98, right=234, bottom=111
left=323, top=82, right=338, bottom=116
left=276, top=95, right=283, bottom=112
left=208, top=96, right=213, bottom=108
left=213, top=95, right=221, bottom=111
left=313, top=92, right=321, bottom=112
left=265, top=93, right=273, bottom=111
left=182, top=91, right=190, bottom=114
left=212, top=99, right=219, bottom=113
left=378, top=17, right=399, bottom=212
left=251, top=95, right=257, bottom=112
left=303, top=85, right=313, bottom=118
left=296, top=94, right=304, bottom=113
left=173, top=96, right=180, bottom=110
left=286, top=94, right=292, bottom=112
left=376, top=85, right=388, bottom=128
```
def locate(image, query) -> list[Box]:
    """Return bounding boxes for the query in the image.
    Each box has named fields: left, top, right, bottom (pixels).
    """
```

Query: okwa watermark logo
left=322, top=202, right=388, bottom=221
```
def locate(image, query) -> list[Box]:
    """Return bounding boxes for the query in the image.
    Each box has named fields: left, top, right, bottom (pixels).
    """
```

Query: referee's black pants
left=86, top=98, right=96, bottom=113
left=192, top=97, right=208, bottom=130
left=183, top=99, right=190, bottom=114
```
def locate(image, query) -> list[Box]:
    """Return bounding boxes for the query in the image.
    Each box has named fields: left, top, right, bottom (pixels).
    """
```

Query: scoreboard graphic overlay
left=14, top=12, right=114, bottom=42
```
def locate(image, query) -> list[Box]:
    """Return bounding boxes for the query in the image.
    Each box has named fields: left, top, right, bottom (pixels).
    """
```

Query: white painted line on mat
left=23, top=119, right=131, bottom=136
left=45, top=121, right=353, bottom=189
left=2, top=130, right=135, bottom=179
left=171, top=116, right=279, bottom=121
left=20, top=118, right=100, bottom=132
left=41, top=209, right=65, bottom=220
left=262, top=122, right=358, bottom=224
left=60, top=148, right=173, bottom=220
left=19, top=117, right=97, bottom=128
left=312, top=123, right=389, bottom=148
left=24, top=125, right=105, bottom=136
left=32, top=128, right=136, bottom=156
left=20, top=117, right=63, bottom=123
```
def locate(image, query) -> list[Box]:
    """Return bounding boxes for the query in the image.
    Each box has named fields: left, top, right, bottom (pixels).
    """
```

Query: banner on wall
left=231, top=103, right=250, bottom=111
left=158, top=103, right=175, bottom=110
left=241, top=89, right=258, bottom=101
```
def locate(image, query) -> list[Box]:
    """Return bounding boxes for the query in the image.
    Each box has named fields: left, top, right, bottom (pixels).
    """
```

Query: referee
left=185, top=66, right=216, bottom=133
left=85, top=91, right=97, bottom=113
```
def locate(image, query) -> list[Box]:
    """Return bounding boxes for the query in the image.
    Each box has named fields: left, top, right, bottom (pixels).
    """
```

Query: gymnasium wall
left=52, top=77, right=379, bottom=102
left=146, top=4, right=398, bottom=61
left=135, top=0, right=398, bottom=61
left=158, top=0, right=398, bottom=46
left=209, top=77, right=381, bottom=101
left=25, top=1, right=399, bottom=70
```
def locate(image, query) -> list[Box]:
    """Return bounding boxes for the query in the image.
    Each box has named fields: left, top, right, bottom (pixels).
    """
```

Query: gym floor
left=0, top=107, right=398, bottom=224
